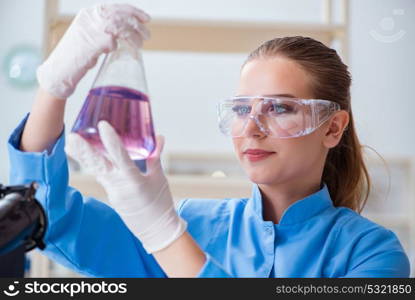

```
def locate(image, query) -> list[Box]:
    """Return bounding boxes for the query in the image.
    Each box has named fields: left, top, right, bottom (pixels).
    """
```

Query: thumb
left=146, top=135, right=165, bottom=171
left=98, top=120, right=135, bottom=170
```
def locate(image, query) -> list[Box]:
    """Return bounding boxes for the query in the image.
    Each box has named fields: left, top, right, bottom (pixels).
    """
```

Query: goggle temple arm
left=313, top=101, right=341, bottom=129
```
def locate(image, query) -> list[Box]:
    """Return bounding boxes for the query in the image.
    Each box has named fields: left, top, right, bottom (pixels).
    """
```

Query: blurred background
left=0, top=0, right=414, bottom=277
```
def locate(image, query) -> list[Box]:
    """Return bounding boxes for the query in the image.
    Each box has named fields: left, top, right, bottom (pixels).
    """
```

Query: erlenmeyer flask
left=71, top=38, right=156, bottom=160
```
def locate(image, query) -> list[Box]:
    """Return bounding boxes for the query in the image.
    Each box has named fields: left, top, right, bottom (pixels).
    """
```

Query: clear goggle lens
left=218, top=96, right=340, bottom=138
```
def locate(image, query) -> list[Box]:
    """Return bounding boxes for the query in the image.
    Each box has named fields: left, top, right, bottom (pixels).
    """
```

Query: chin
left=245, top=170, right=277, bottom=185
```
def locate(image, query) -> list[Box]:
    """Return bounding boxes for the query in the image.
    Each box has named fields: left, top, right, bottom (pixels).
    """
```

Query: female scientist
left=8, top=4, right=410, bottom=277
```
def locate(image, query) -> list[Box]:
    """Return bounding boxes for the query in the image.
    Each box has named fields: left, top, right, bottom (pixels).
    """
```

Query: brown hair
left=244, top=36, right=370, bottom=213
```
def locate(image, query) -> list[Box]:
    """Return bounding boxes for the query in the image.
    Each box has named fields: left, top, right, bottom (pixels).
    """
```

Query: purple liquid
left=72, top=86, right=156, bottom=160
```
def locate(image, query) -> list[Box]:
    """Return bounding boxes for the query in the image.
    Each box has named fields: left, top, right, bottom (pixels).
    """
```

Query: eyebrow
left=236, top=93, right=297, bottom=98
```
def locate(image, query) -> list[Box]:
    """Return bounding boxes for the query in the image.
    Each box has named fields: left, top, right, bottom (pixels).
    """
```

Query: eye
left=232, top=105, right=251, bottom=116
left=269, top=103, right=295, bottom=115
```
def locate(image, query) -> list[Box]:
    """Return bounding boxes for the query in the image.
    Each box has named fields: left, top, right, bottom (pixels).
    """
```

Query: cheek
left=279, top=144, right=315, bottom=170
left=232, top=139, right=243, bottom=160
left=237, top=137, right=325, bottom=184
left=279, top=137, right=324, bottom=171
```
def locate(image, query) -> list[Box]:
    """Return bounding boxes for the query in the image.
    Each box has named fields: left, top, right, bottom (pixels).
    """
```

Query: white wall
left=1, top=0, right=414, bottom=184
left=350, top=0, right=415, bottom=157
left=0, top=0, right=45, bottom=183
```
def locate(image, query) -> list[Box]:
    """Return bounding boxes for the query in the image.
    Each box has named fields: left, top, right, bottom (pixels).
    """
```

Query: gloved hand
left=65, top=121, right=187, bottom=253
left=37, top=4, right=151, bottom=99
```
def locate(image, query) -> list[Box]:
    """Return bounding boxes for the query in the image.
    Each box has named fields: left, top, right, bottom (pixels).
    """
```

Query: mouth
left=243, top=148, right=276, bottom=162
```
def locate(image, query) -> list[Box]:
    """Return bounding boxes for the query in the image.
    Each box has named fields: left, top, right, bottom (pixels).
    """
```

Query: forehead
left=237, top=56, right=314, bottom=99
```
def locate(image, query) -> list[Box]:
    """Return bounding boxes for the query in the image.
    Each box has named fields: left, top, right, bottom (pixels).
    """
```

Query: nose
left=242, top=115, right=268, bottom=138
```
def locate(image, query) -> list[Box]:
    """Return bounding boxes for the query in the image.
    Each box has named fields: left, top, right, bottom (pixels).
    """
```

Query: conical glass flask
left=72, top=38, right=156, bottom=161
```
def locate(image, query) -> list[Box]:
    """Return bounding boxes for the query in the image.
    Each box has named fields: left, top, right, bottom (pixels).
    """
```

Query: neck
left=258, top=176, right=322, bottom=224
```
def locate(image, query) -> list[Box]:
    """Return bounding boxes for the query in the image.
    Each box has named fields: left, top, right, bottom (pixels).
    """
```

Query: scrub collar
left=248, top=183, right=334, bottom=226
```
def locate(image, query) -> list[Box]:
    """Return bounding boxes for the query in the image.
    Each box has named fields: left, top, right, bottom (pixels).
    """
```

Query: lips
left=243, top=148, right=275, bottom=162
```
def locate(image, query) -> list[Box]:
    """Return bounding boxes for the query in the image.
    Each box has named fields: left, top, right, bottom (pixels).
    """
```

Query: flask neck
left=115, top=38, right=142, bottom=61
left=91, top=38, right=148, bottom=94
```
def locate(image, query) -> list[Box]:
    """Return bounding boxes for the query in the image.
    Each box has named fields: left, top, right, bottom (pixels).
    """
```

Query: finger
left=115, top=16, right=150, bottom=41
left=102, top=37, right=117, bottom=53
left=84, top=55, right=100, bottom=70
left=150, top=135, right=165, bottom=159
left=128, top=18, right=151, bottom=40
left=118, top=25, right=149, bottom=49
left=124, top=32, right=143, bottom=49
left=105, top=16, right=150, bottom=46
left=102, top=3, right=151, bottom=24
left=65, top=133, right=112, bottom=175
left=146, top=135, right=165, bottom=170
left=97, top=121, right=135, bottom=170
left=112, top=4, right=151, bottom=23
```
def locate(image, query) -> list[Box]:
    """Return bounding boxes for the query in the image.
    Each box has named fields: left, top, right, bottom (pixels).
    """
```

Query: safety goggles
left=218, top=96, right=340, bottom=138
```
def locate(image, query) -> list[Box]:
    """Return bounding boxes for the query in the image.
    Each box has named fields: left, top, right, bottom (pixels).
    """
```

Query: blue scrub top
left=7, top=115, right=410, bottom=277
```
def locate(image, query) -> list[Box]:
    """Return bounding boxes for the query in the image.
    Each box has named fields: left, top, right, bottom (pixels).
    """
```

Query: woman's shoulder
left=332, top=206, right=408, bottom=260
left=331, top=207, right=410, bottom=277
left=332, top=206, right=394, bottom=237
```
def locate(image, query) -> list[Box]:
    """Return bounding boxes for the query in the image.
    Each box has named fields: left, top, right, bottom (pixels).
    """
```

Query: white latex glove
left=37, top=4, right=151, bottom=99
left=65, top=121, right=187, bottom=253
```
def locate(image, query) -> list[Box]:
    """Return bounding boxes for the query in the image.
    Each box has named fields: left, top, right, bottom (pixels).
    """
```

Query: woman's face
left=233, top=56, right=333, bottom=186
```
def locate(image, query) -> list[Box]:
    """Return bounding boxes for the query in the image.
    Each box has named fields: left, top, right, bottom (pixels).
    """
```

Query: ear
left=323, top=110, right=349, bottom=149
